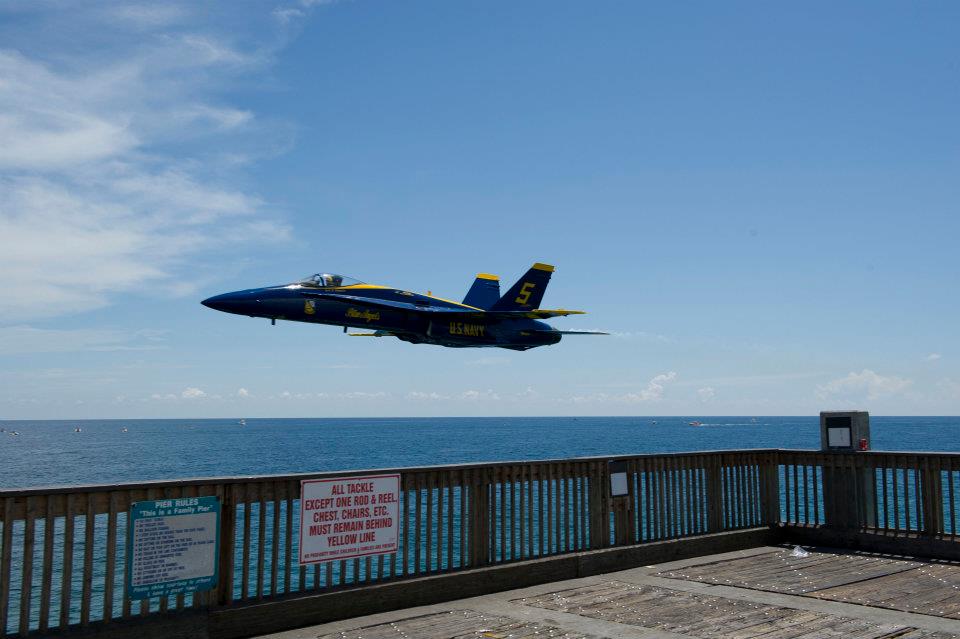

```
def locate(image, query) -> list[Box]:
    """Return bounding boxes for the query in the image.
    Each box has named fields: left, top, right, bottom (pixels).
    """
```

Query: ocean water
left=1, top=416, right=958, bottom=489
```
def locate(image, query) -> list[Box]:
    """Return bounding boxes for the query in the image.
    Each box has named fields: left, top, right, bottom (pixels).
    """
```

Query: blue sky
left=1, top=1, right=957, bottom=418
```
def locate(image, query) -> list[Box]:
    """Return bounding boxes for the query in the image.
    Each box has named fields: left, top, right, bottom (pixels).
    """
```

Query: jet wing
left=302, top=292, right=586, bottom=320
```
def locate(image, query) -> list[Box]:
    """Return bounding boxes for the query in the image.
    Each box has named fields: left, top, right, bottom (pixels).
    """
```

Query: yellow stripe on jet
left=532, top=263, right=555, bottom=272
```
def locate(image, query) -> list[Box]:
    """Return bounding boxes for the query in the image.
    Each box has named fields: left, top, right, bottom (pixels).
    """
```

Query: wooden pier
left=262, top=546, right=960, bottom=638
left=1, top=449, right=959, bottom=638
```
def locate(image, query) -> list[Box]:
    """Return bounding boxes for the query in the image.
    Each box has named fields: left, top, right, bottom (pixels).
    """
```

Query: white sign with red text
left=299, top=474, right=400, bottom=564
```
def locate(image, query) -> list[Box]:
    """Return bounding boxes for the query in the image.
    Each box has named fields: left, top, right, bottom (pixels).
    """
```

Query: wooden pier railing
left=1, top=449, right=958, bottom=638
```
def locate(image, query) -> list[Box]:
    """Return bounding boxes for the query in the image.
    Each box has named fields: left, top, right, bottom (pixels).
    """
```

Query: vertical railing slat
left=102, top=492, right=118, bottom=622
left=1, top=497, right=13, bottom=636
left=80, top=493, right=95, bottom=626
left=241, top=483, right=252, bottom=600
left=38, top=495, right=55, bottom=631
left=61, top=494, right=75, bottom=626
left=270, top=482, right=280, bottom=596
left=256, top=483, right=266, bottom=599
left=18, top=496, right=36, bottom=637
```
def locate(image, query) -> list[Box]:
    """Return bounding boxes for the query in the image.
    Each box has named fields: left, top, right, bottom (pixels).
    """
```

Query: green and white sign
left=127, top=496, right=220, bottom=600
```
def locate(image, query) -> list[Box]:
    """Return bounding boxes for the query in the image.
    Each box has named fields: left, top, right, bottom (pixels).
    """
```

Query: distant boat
left=751, top=417, right=758, bottom=423
left=688, top=421, right=702, bottom=426
left=74, top=427, right=82, bottom=433
left=238, top=419, right=246, bottom=426
left=10, top=431, right=20, bottom=436
left=651, top=420, right=658, bottom=425
left=121, top=427, right=129, bottom=433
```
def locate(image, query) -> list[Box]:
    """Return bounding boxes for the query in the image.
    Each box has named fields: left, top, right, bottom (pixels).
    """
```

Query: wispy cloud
left=697, top=386, right=716, bottom=402
left=406, top=391, right=449, bottom=401
left=0, top=7, right=291, bottom=323
left=816, top=369, right=912, bottom=401
left=0, top=326, right=167, bottom=354
left=926, top=353, right=942, bottom=361
left=461, top=389, right=501, bottom=401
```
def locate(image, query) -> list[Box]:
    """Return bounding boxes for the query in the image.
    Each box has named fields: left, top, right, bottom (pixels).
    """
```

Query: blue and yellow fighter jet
left=201, top=263, right=605, bottom=351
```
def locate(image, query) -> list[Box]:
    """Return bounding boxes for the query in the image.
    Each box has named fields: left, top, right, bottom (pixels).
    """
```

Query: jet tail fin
left=491, top=263, right=554, bottom=311
left=462, top=273, right=500, bottom=309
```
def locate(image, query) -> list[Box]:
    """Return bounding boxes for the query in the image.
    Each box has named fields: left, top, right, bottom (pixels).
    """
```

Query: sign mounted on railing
left=299, top=474, right=400, bottom=564
left=127, top=496, right=220, bottom=600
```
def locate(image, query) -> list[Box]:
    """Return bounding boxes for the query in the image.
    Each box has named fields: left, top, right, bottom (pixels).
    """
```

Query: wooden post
left=217, top=484, right=237, bottom=606
left=758, top=452, right=780, bottom=526
left=921, top=457, right=944, bottom=537
left=587, top=462, right=603, bottom=549
left=469, top=468, right=489, bottom=567
left=706, top=456, right=723, bottom=533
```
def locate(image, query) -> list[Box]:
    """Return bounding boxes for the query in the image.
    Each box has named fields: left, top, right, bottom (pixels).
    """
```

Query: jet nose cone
left=201, top=292, right=240, bottom=313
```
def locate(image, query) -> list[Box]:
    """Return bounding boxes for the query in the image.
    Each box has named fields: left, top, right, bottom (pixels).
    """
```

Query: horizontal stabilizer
left=347, top=331, right=394, bottom=337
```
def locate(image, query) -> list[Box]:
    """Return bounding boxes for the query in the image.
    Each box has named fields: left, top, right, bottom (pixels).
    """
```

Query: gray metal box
left=820, top=410, right=870, bottom=451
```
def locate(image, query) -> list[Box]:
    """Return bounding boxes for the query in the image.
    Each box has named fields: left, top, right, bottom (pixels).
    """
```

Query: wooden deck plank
left=313, top=609, right=603, bottom=639
left=811, top=562, right=960, bottom=619
left=516, top=581, right=950, bottom=639
left=657, top=549, right=921, bottom=594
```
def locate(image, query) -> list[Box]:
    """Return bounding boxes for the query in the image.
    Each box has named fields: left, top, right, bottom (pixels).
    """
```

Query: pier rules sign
left=299, top=474, right=400, bottom=564
left=127, top=496, right=220, bottom=599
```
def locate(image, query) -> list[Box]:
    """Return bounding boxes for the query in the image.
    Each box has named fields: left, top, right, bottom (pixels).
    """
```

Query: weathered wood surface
left=517, top=581, right=954, bottom=638
left=657, top=548, right=921, bottom=594
left=811, top=561, right=960, bottom=619
left=314, top=609, right=602, bottom=639
left=659, top=546, right=960, bottom=622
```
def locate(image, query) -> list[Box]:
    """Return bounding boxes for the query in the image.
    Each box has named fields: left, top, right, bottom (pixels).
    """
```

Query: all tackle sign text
left=299, top=474, right=400, bottom=564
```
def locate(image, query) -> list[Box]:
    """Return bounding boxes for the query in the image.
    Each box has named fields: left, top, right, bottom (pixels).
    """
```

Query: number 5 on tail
left=515, top=282, right=535, bottom=305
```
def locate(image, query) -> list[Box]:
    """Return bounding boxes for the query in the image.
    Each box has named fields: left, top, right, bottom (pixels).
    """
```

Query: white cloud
left=623, top=371, right=677, bottom=402
left=0, top=12, right=290, bottom=323
left=237, top=388, right=250, bottom=398
left=926, top=353, right=942, bottom=361
left=569, top=372, right=678, bottom=404
left=697, top=386, right=716, bottom=402
left=181, top=387, right=206, bottom=399
left=340, top=391, right=389, bottom=400
left=816, top=369, right=912, bottom=401
left=406, top=391, right=449, bottom=400
left=461, top=389, right=501, bottom=401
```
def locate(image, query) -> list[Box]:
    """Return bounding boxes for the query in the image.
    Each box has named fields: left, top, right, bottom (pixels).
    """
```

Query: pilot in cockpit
left=299, top=273, right=361, bottom=288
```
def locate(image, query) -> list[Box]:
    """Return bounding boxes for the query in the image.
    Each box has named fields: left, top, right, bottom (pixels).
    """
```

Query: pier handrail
left=2, top=448, right=959, bottom=638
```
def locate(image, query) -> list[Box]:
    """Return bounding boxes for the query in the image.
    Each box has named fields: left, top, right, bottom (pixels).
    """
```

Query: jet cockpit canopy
left=298, top=273, right=364, bottom=288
